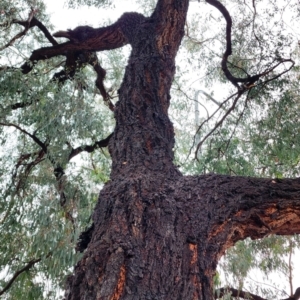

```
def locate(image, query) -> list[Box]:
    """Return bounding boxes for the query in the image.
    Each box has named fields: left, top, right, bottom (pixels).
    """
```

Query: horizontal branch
left=215, top=287, right=267, bottom=300
left=181, top=174, right=300, bottom=256
left=69, top=132, right=113, bottom=160
left=21, top=13, right=134, bottom=74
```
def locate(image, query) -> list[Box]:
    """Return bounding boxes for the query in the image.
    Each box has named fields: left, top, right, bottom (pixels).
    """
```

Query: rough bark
left=13, top=0, right=300, bottom=299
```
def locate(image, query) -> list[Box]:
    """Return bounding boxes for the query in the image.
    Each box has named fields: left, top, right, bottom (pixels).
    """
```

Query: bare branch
left=0, top=258, right=41, bottom=296
left=195, top=92, right=242, bottom=157
left=13, top=16, right=58, bottom=46
left=0, top=122, right=47, bottom=152
left=215, top=287, right=267, bottom=300
left=69, top=132, right=113, bottom=160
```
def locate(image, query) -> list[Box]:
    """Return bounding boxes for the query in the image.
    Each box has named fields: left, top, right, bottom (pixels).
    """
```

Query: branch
left=89, top=54, right=115, bottom=111
left=215, top=287, right=267, bottom=300
left=0, top=9, right=39, bottom=51
left=182, top=174, right=300, bottom=257
left=0, top=123, right=74, bottom=224
left=0, top=258, right=41, bottom=296
left=14, top=149, right=46, bottom=193
left=69, top=132, right=113, bottom=160
left=13, top=16, right=58, bottom=46
left=205, top=0, right=294, bottom=90
left=0, top=122, right=47, bottom=152
left=21, top=12, right=146, bottom=74
left=195, top=92, right=242, bottom=157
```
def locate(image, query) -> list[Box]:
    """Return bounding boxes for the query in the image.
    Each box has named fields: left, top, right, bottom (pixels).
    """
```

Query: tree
left=1, top=0, right=300, bottom=299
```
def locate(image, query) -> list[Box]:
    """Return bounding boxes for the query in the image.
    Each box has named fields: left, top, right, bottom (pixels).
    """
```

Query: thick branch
left=215, top=287, right=267, bottom=300
left=181, top=174, right=300, bottom=257
left=151, top=0, right=189, bottom=57
left=21, top=15, right=131, bottom=74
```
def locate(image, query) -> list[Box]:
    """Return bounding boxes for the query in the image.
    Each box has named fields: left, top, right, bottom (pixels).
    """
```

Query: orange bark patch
left=189, top=243, right=198, bottom=265
left=189, top=244, right=201, bottom=299
left=110, top=264, right=126, bottom=300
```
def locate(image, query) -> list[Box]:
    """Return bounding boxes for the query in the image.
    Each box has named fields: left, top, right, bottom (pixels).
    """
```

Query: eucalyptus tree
left=1, top=0, right=300, bottom=299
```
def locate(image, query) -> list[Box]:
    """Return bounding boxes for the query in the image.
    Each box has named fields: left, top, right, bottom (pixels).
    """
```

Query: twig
left=195, top=92, right=242, bottom=158
left=0, top=258, right=41, bottom=296
left=69, top=132, right=113, bottom=160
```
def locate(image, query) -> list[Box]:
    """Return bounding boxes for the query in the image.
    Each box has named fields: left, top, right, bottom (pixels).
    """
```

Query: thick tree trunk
left=64, top=1, right=213, bottom=299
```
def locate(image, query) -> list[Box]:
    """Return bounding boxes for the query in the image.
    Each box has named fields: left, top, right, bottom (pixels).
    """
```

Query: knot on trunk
left=117, top=12, right=147, bottom=44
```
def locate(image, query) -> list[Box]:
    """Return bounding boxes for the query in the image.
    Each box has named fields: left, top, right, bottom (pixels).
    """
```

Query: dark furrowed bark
left=66, top=175, right=206, bottom=299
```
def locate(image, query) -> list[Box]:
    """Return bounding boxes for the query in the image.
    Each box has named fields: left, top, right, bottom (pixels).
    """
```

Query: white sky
left=45, top=0, right=140, bottom=29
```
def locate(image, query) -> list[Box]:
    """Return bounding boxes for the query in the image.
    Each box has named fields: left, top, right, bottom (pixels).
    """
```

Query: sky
left=45, top=0, right=140, bottom=29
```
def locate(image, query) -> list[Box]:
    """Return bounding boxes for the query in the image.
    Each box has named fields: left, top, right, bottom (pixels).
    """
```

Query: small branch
left=0, top=122, right=47, bottom=152
left=195, top=92, right=242, bottom=158
left=69, top=132, right=113, bottom=160
left=215, top=287, right=267, bottom=300
left=6, top=99, right=37, bottom=110
left=0, top=9, right=38, bottom=51
left=89, top=54, right=115, bottom=111
left=288, top=238, right=293, bottom=297
left=13, top=16, right=58, bottom=46
left=0, top=258, right=41, bottom=296
left=14, top=149, right=46, bottom=193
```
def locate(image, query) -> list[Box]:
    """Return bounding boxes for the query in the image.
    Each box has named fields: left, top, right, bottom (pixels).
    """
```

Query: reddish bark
left=12, top=0, right=300, bottom=299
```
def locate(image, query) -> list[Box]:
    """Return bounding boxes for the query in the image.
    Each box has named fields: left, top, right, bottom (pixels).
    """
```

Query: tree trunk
left=64, top=1, right=213, bottom=299
left=60, top=1, right=300, bottom=299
